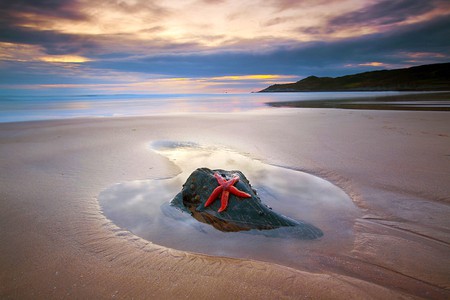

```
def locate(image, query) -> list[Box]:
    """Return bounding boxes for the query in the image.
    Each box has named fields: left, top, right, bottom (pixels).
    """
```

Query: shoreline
left=267, top=91, right=450, bottom=111
left=2, top=91, right=447, bottom=124
left=1, top=110, right=449, bottom=298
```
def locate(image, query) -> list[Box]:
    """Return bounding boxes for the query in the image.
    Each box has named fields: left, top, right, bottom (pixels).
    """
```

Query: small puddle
left=99, top=141, right=360, bottom=270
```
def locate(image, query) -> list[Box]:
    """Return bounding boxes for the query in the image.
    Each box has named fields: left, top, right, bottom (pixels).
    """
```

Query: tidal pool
left=99, top=141, right=360, bottom=270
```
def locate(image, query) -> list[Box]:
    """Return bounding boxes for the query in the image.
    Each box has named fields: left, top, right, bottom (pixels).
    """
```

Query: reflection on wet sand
left=99, top=141, right=359, bottom=269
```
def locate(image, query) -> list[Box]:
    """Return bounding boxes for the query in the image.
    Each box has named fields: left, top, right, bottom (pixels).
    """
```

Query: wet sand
left=1, top=109, right=449, bottom=299
left=268, top=91, right=450, bottom=111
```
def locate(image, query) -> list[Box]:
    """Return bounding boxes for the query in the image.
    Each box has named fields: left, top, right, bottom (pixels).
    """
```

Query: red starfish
left=204, top=172, right=251, bottom=212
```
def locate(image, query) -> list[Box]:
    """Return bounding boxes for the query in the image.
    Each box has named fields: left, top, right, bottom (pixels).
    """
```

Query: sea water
left=0, top=91, right=405, bottom=123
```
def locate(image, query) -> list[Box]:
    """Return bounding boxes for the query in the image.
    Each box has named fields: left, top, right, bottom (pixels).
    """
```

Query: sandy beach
left=1, top=108, right=449, bottom=299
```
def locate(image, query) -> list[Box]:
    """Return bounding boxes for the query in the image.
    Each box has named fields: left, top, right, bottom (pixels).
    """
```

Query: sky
left=0, top=0, right=449, bottom=95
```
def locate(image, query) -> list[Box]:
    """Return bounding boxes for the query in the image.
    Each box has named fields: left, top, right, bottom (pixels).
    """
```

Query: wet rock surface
left=171, top=168, right=323, bottom=239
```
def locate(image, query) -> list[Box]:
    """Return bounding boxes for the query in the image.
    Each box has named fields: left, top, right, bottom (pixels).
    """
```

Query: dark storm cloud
left=0, top=0, right=85, bottom=20
left=0, top=0, right=169, bottom=55
left=0, top=24, right=98, bottom=55
left=0, top=0, right=167, bottom=22
left=296, top=15, right=450, bottom=66
left=86, top=15, right=450, bottom=78
left=0, top=0, right=93, bottom=54
left=270, top=15, right=450, bottom=75
left=1, top=0, right=449, bottom=93
left=330, top=0, right=438, bottom=28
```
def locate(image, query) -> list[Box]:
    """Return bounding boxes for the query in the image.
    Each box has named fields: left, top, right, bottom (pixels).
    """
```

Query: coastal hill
left=259, top=62, right=450, bottom=92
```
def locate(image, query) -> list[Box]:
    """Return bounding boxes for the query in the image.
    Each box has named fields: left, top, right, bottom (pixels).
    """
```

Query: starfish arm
left=214, top=172, right=226, bottom=185
left=227, top=176, right=239, bottom=188
left=229, top=185, right=251, bottom=198
left=218, top=190, right=230, bottom=212
left=204, top=186, right=223, bottom=207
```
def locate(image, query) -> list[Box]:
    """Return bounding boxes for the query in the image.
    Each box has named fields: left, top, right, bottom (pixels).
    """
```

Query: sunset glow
left=1, top=0, right=449, bottom=95
left=39, top=55, right=92, bottom=63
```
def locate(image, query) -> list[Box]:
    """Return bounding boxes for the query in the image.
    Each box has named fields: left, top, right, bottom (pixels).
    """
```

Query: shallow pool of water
left=99, top=141, right=360, bottom=270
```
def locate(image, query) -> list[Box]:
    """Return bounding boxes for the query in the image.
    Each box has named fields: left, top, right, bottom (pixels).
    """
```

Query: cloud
left=109, top=0, right=168, bottom=15
left=0, top=0, right=449, bottom=94
left=0, top=0, right=175, bottom=56
left=39, top=55, right=92, bottom=63
left=2, top=0, right=448, bottom=58
left=267, top=0, right=330, bottom=12
left=297, top=0, right=450, bottom=37
left=0, top=25, right=98, bottom=55
left=0, top=1, right=97, bottom=55
left=198, top=0, right=228, bottom=4
left=0, top=0, right=168, bottom=24
left=80, top=14, right=449, bottom=79
left=0, top=0, right=85, bottom=22
left=329, top=0, right=436, bottom=28
left=5, top=13, right=446, bottom=88
left=263, top=16, right=296, bottom=27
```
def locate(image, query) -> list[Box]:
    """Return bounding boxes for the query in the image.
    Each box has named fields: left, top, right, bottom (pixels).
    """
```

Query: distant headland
left=259, top=62, right=450, bottom=92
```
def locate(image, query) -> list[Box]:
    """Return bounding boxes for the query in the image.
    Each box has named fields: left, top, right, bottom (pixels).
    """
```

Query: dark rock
left=171, top=168, right=323, bottom=239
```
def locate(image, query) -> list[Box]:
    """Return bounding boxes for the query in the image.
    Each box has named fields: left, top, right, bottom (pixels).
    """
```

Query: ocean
left=0, top=91, right=415, bottom=123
